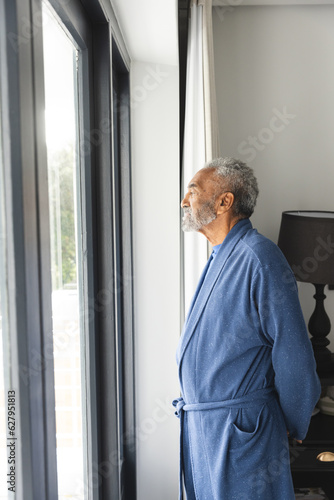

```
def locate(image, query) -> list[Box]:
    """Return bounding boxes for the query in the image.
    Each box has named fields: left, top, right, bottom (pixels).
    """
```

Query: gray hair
left=205, top=157, right=259, bottom=218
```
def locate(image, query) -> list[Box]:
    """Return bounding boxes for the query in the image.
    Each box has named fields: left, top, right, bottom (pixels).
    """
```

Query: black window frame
left=0, top=0, right=136, bottom=498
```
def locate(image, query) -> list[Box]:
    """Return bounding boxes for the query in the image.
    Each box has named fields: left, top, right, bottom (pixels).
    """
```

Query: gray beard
left=182, top=201, right=217, bottom=232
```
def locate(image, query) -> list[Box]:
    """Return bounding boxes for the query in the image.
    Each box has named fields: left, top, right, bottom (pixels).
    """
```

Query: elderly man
left=174, top=158, right=321, bottom=500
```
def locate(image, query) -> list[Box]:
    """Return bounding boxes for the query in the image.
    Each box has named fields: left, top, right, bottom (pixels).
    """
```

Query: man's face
left=181, top=169, right=218, bottom=232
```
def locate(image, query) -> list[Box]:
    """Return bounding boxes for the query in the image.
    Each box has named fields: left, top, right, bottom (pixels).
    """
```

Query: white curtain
left=182, top=0, right=220, bottom=314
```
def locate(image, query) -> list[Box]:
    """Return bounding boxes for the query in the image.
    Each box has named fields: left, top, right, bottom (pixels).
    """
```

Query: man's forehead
left=188, top=168, right=216, bottom=189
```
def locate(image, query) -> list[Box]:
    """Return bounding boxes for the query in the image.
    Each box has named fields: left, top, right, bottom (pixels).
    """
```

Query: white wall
left=131, top=61, right=180, bottom=500
left=213, top=5, right=334, bottom=342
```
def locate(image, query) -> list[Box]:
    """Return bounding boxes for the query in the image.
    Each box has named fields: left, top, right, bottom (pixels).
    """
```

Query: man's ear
left=217, top=192, right=234, bottom=215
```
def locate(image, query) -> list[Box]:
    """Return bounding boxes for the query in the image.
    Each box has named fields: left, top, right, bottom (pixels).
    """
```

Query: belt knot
left=172, top=397, right=185, bottom=418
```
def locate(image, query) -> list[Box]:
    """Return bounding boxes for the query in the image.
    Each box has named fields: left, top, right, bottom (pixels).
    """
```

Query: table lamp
left=277, top=211, right=334, bottom=373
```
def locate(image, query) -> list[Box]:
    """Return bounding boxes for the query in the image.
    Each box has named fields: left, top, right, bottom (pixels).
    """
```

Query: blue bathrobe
left=174, top=218, right=321, bottom=500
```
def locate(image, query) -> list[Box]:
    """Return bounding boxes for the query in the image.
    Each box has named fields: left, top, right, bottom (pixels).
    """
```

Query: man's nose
left=181, top=194, right=189, bottom=208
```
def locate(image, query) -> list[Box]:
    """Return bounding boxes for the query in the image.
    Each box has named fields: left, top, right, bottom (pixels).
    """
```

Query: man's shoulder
left=239, top=226, right=288, bottom=269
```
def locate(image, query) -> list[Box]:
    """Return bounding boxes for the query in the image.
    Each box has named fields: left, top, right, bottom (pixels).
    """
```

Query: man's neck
left=199, top=216, right=243, bottom=246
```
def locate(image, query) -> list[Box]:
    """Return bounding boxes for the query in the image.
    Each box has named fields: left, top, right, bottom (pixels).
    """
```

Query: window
left=42, top=3, right=86, bottom=497
left=0, top=0, right=135, bottom=498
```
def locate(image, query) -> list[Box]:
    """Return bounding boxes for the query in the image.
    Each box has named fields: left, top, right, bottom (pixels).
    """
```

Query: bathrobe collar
left=177, top=218, right=252, bottom=365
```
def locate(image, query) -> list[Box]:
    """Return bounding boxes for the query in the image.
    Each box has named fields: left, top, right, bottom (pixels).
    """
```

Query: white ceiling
left=110, top=0, right=334, bottom=66
left=110, top=0, right=179, bottom=66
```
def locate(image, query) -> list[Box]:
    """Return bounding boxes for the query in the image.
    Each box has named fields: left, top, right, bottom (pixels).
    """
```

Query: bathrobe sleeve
left=252, top=261, right=321, bottom=441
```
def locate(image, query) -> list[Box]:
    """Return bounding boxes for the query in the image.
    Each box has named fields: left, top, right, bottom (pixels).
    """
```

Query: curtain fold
left=182, top=0, right=220, bottom=314
left=200, top=0, right=220, bottom=160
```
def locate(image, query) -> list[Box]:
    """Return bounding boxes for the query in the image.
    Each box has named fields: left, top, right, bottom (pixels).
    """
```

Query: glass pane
left=42, top=3, right=86, bottom=499
left=0, top=75, right=10, bottom=499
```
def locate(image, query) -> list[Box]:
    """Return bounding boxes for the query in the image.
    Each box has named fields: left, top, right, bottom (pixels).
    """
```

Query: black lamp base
left=314, top=350, right=334, bottom=373
left=317, top=354, right=334, bottom=383
left=309, top=284, right=334, bottom=373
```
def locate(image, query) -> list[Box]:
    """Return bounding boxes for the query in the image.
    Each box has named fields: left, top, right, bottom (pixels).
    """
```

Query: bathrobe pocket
left=229, top=403, right=267, bottom=451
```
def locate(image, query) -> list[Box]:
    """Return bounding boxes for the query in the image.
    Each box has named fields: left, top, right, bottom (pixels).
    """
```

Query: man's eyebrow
left=187, top=182, right=199, bottom=189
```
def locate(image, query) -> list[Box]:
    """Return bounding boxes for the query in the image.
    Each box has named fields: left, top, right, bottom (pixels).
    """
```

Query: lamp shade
left=277, top=211, right=334, bottom=285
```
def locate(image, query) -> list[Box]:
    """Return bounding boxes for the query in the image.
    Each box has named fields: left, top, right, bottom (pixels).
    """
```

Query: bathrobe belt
left=172, top=386, right=276, bottom=500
